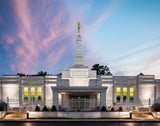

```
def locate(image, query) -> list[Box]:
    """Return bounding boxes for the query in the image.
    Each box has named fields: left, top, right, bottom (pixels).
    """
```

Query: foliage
left=116, top=96, right=120, bottom=101
left=119, top=106, right=123, bottom=111
left=139, top=72, right=144, bottom=75
left=0, top=102, right=7, bottom=111
left=132, top=106, right=136, bottom=110
left=91, top=64, right=112, bottom=75
left=123, top=96, right=127, bottom=101
left=17, top=73, right=25, bottom=76
left=42, top=105, right=48, bottom=111
left=111, top=107, right=114, bottom=111
left=52, top=105, right=57, bottom=111
left=0, top=106, right=3, bottom=111
left=152, top=103, right=160, bottom=112
left=36, top=70, right=48, bottom=76
left=35, top=105, right=40, bottom=111
left=101, top=106, right=107, bottom=111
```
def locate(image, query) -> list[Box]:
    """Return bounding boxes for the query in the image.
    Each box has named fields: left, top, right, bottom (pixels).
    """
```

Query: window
left=37, top=87, right=42, bottom=102
left=130, top=87, right=134, bottom=102
left=24, top=87, right=28, bottom=102
left=31, top=87, right=35, bottom=102
left=123, top=87, right=127, bottom=102
left=116, top=87, right=121, bottom=102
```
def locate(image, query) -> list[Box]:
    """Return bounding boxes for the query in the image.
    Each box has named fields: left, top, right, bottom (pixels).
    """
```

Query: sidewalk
left=0, top=118, right=160, bottom=122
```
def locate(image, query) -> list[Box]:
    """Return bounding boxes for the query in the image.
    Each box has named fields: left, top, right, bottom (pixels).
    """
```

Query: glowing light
left=116, top=87, right=121, bottom=97
left=123, top=87, right=127, bottom=97
left=130, top=87, right=134, bottom=98
left=37, top=87, right=42, bottom=101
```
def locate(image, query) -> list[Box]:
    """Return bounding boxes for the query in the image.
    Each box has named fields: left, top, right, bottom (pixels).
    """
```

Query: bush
left=152, top=103, right=160, bottom=112
left=42, top=105, right=48, bottom=111
left=101, top=106, right=107, bottom=111
left=111, top=107, right=114, bottom=111
left=35, top=105, right=40, bottom=111
left=119, top=106, right=123, bottom=111
left=0, top=102, right=7, bottom=111
left=52, top=105, right=57, bottom=111
left=0, top=106, right=4, bottom=111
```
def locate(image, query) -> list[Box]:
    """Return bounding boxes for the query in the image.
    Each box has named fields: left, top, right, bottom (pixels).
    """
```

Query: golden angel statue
left=77, top=19, right=81, bottom=34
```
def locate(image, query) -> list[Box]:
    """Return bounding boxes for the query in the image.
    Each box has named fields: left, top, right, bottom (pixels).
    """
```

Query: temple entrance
left=59, top=92, right=100, bottom=111
left=69, top=95, right=89, bottom=110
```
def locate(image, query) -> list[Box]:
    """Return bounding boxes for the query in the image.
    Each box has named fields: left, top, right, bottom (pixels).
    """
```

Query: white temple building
left=0, top=25, right=160, bottom=111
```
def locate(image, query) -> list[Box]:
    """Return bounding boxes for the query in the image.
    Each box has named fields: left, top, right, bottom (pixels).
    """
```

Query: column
left=53, top=90, right=58, bottom=109
left=28, top=87, right=31, bottom=103
left=35, top=87, right=37, bottom=103
left=100, top=89, right=106, bottom=106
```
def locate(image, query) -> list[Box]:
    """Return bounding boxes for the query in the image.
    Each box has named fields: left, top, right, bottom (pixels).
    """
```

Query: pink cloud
left=5, top=36, right=14, bottom=44
left=9, top=64, right=16, bottom=72
left=4, top=0, right=76, bottom=74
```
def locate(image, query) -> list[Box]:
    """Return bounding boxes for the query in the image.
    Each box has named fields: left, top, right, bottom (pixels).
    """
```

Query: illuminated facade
left=0, top=32, right=160, bottom=111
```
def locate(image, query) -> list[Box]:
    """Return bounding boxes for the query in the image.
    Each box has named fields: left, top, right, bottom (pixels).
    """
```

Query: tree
left=17, top=73, right=25, bottom=76
left=139, top=72, right=144, bottom=75
left=36, top=70, right=48, bottom=76
left=91, top=64, right=112, bottom=75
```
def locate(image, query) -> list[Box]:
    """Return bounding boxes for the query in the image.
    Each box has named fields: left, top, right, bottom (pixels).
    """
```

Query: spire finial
left=76, top=19, right=81, bottom=34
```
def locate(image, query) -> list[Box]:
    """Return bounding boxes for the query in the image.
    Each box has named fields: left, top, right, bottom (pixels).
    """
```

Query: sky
left=0, top=0, right=160, bottom=78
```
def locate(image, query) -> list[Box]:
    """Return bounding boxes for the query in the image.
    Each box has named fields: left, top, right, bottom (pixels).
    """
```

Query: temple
left=0, top=24, right=160, bottom=111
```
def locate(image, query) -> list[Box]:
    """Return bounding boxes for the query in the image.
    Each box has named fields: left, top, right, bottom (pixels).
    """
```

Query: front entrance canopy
left=51, top=86, right=107, bottom=110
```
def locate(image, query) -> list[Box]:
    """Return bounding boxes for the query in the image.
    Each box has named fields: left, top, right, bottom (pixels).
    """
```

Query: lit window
left=123, top=87, right=127, bottom=102
left=24, top=87, right=28, bottom=102
left=130, top=87, right=134, bottom=102
left=37, top=87, right=42, bottom=102
left=116, top=87, right=121, bottom=102
left=31, top=87, right=35, bottom=102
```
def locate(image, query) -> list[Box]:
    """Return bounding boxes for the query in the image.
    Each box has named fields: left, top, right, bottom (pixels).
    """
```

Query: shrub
left=123, top=96, right=127, bottom=101
left=119, top=106, right=123, bottom=111
left=0, top=102, right=7, bottom=111
left=152, top=103, right=160, bottom=112
left=111, top=107, right=114, bottom=111
left=116, top=96, right=120, bottom=102
left=42, top=105, right=48, bottom=111
left=52, top=105, right=57, bottom=111
left=101, top=106, right=107, bottom=111
left=35, top=105, right=40, bottom=111
left=0, top=106, right=4, bottom=111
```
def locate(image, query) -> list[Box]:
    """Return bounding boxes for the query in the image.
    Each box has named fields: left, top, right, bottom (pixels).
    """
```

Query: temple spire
left=74, top=21, right=84, bottom=66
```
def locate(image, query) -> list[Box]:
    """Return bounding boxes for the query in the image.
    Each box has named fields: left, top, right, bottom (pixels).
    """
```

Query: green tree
left=36, top=70, right=48, bottom=76
left=91, top=64, right=112, bottom=75
left=17, top=73, right=25, bottom=76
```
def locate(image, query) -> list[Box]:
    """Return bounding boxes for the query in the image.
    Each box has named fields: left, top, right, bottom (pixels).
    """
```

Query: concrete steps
left=132, top=112, right=153, bottom=119
left=4, top=113, right=26, bottom=119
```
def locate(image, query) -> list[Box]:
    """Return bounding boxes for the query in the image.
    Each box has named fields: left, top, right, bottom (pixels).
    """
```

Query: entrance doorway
left=69, top=95, right=89, bottom=110
left=60, top=92, right=100, bottom=111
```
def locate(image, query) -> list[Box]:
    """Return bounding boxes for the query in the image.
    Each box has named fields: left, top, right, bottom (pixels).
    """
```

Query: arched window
left=123, top=87, right=127, bottom=102
left=24, top=87, right=28, bottom=102
left=116, top=87, right=121, bottom=102
left=31, top=87, right=35, bottom=102
left=130, top=87, right=134, bottom=102
left=37, top=87, right=42, bottom=102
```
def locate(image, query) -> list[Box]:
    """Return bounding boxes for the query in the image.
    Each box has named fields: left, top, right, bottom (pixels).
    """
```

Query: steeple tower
left=74, top=34, right=84, bottom=66
left=74, top=20, right=84, bottom=66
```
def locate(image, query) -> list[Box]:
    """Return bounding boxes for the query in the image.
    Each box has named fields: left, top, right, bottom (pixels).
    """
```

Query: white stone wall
left=2, top=84, right=19, bottom=107
left=138, top=84, right=155, bottom=106
left=45, top=84, right=55, bottom=107
left=28, top=112, right=130, bottom=118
